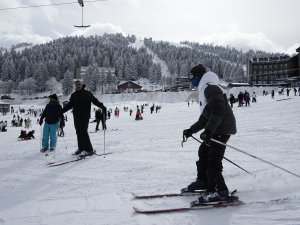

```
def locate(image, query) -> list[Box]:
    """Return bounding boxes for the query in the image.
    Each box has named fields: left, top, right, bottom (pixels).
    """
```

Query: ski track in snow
left=0, top=93, right=300, bottom=225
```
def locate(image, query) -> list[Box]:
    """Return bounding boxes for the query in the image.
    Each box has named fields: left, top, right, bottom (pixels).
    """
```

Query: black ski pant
left=95, top=119, right=100, bottom=130
left=100, top=118, right=106, bottom=130
left=196, top=134, right=231, bottom=193
left=74, top=116, right=93, bottom=153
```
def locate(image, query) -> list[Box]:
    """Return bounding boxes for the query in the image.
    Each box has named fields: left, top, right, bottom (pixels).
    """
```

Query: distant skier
left=252, top=92, right=257, bottom=103
left=229, top=94, right=235, bottom=108
left=237, top=92, right=244, bottom=107
left=294, top=88, right=297, bottom=96
left=150, top=104, right=154, bottom=114
left=129, top=109, right=133, bottom=116
left=244, top=91, right=250, bottom=107
left=135, top=108, right=143, bottom=120
left=182, top=64, right=237, bottom=203
left=286, top=88, right=290, bottom=96
left=271, top=90, right=275, bottom=99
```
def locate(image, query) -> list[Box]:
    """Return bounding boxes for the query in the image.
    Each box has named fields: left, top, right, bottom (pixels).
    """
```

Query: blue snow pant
left=42, top=122, right=58, bottom=149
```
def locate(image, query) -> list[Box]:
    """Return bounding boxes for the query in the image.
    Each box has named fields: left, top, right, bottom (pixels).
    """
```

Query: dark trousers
left=196, top=134, right=231, bottom=193
left=96, top=119, right=100, bottom=130
left=74, top=117, right=93, bottom=152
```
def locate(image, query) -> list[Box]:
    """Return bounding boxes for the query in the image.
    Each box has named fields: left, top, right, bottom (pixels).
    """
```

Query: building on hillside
left=248, top=46, right=300, bottom=87
left=78, top=66, right=116, bottom=79
left=228, top=82, right=251, bottom=88
left=0, top=102, right=10, bottom=113
left=117, top=81, right=142, bottom=93
left=173, top=77, right=192, bottom=90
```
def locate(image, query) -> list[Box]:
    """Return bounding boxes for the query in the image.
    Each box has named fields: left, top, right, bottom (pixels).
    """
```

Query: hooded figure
left=183, top=64, right=237, bottom=204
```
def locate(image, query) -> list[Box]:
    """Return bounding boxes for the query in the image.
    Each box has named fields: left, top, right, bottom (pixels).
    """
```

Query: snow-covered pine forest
left=0, top=33, right=288, bottom=95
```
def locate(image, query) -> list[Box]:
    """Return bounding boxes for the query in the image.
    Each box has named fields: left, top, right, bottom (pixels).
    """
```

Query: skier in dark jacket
left=62, top=80, right=107, bottom=156
left=39, top=94, right=65, bottom=152
left=95, top=108, right=106, bottom=131
left=229, top=94, right=235, bottom=108
left=182, top=64, right=237, bottom=203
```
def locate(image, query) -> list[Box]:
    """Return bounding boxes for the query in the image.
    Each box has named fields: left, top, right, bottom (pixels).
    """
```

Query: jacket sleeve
left=204, top=86, right=226, bottom=133
left=40, top=105, right=48, bottom=122
left=90, top=93, right=107, bottom=114
left=189, top=114, right=207, bottom=134
left=58, top=104, right=65, bottom=127
left=62, top=96, right=74, bottom=113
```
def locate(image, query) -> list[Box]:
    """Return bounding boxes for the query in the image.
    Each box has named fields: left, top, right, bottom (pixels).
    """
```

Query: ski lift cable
left=0, top=0, right=106, bottom=11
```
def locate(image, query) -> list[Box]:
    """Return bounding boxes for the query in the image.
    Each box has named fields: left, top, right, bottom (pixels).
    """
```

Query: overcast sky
left=0, top=0, right=299, bottom=54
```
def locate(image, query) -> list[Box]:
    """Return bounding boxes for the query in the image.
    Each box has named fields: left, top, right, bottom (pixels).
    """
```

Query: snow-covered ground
left=0, top=92, right=300, bottom=225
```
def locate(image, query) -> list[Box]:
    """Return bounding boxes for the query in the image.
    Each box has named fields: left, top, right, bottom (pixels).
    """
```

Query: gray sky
left=0, top=0, right=299, bottom=54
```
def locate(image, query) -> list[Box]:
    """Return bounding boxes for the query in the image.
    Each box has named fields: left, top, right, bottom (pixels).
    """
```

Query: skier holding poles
left=62, top=80, right=107, bottom=157
left=182, top=64, right=237, bottom=204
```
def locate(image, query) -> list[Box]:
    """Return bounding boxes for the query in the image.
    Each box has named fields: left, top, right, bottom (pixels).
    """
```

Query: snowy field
left=0, top=93, right=300, bottom=225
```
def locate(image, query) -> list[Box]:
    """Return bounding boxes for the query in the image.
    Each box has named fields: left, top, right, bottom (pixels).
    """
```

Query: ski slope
left=0, top=93, right=299, bottom=225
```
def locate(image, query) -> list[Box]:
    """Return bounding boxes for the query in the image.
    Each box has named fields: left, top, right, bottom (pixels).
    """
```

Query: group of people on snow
left=39, top=80, right=107, bottom=157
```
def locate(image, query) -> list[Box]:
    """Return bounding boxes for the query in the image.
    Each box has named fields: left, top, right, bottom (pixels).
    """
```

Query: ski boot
left=181, top=179, right=207, bottom=193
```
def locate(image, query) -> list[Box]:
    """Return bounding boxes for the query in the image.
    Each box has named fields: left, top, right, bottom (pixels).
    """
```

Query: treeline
left=0, top=33, right=162, bottom=95
left=145, top=38, right=286, bottom=83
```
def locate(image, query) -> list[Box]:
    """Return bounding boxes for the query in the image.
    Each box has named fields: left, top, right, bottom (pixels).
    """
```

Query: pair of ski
left=132, top=190, right=242, bottom=213
left=47, top=152, right=113, bottom=167
left=131, top=190, right=288, bottom=214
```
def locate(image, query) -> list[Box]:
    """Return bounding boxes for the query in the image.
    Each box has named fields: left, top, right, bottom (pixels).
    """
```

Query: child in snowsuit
left=39, top=94, right=65, bottom=152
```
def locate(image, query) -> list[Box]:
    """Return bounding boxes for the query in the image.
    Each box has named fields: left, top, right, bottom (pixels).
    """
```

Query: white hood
left=197, top=71, right=220, bottom=113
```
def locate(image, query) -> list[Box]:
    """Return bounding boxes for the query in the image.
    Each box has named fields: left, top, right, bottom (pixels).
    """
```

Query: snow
left=130, top=39, right=172, bottom=78
left=0, top=92, right=300, bottom=225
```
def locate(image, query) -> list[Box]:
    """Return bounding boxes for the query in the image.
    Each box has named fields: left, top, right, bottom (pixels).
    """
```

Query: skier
left=229, top=94, right=235, bottom=108
left=135, top=108, right=143, bottom=120
left=244, top=91, right=250, bottom=107
left=294, top=88, right=297, bottom=96
left=286, top=88, right=290, bottom=96
left=237, top=92, right=244, bottom=107
left=39, top=94, right=65, bottom=152
left=62, top=80, right=107, bottom=157
left=150, top=104, right=154, bottom=114
left=252, top=92, right=257, bottom=103
left=271, top=90, right=275, bottom=99
left=182, top=64, right=237, bottom=203
left=95, top=108, right=101, bottom=131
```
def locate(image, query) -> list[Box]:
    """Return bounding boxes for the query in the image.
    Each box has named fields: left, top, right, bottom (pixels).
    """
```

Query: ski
left=131, top=190, right=206, bottom=199
left=133, top=197, right=289, bottom=214
left=133, top=200, right=244, bottom=214
left=48, top=155, right=87, bottom=167
left=277, top=98, right=291, bottom=101
left=48, top=152, right=113, bottom=167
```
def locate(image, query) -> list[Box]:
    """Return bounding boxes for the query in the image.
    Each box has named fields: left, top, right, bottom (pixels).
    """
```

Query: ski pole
left=209, top=136, right=300, bottom=179
left=103, top=113, right=106, bottom=158
left=190, top=136, right=253, bottom=175
left=40, top=124, right=43, bottom=150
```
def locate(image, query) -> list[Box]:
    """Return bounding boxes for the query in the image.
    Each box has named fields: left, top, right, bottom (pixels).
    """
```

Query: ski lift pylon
left=74, top=0, right=90, bottom=28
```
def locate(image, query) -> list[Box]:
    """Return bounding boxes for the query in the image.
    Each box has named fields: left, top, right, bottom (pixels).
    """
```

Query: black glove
left=39, top=119, right=43, bottom=126
left=183, top=129, right=193, bottom=139
left=200, top=130, right=212, bottom=146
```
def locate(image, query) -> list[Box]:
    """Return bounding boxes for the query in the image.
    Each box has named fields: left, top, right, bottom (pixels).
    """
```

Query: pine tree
left=62, top=70, right=74, bottom=96
left=34, top=63, right=49, bottom=92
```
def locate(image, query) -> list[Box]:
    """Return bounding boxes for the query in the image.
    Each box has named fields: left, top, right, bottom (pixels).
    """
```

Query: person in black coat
left=183, top=64, right=237, bottom=203
left=95, top=108, right=107, bottom=131
left=62, top=80, right=107, bottom=156
left=229, top=94, right=235, bottom=108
